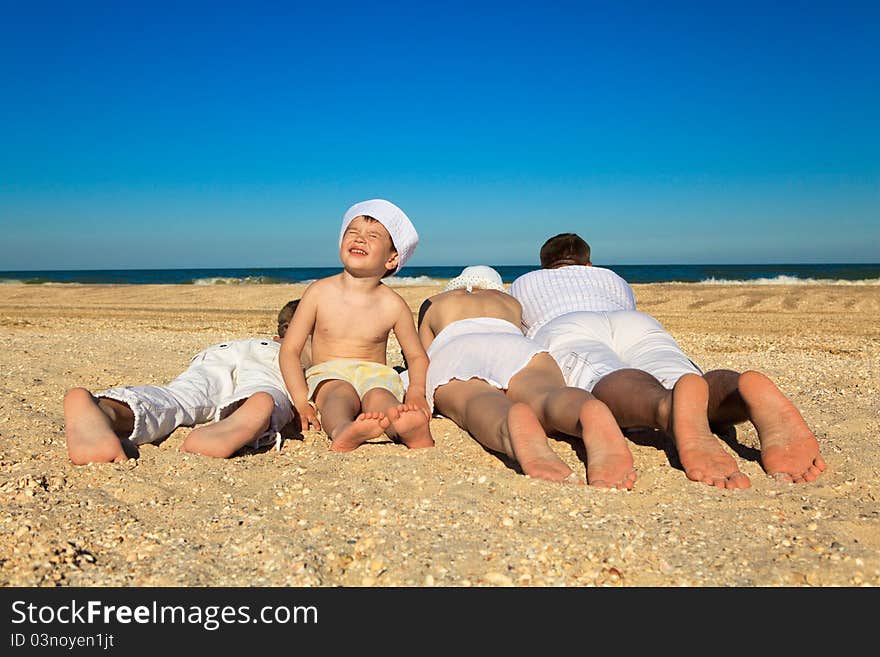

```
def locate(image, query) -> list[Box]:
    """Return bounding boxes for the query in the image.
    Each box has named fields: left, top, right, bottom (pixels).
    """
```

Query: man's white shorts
left=533, top=311, right=702, bottom=391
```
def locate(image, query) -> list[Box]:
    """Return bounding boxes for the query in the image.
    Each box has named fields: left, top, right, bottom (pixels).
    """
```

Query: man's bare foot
left=181, top=392, right=273, bottom=459
left=670, top=375, right=751, bottom=489
left=386, top=404, right=435, bottom=449
left=579, top=399, right=636, bottom=490
left=738, top=370, right=827, bottom=483
left=330, top=412, right=389, bottom=452
left=506, top=403, right=580, bottom=483
left=63, top=388, right=128, bottom=464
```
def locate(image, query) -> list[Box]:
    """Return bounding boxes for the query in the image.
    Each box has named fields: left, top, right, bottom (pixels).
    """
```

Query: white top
left=509, top=265, right=637, bottom=338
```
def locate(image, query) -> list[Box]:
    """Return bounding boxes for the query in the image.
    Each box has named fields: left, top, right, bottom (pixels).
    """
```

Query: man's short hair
left=277, top=299, right=300, bottom=338
left=539, top=233, right=591, bottom=268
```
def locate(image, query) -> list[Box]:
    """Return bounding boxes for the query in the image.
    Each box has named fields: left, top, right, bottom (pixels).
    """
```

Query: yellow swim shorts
left=305, top=359, right=405, bottom=402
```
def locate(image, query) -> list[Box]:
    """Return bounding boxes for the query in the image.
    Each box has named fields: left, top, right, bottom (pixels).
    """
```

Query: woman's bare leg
left=434, top=378, right=576, bottom=482
left=507, top=354, right=636, bottom=489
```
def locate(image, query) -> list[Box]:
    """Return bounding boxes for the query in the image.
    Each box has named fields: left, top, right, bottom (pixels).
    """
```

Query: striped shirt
left=509, top=265, right=637, bottom=338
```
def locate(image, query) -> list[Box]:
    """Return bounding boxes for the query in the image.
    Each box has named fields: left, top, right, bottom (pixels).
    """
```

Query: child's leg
left=433, top=378, right=576, bottom=482
left=506, top=354, right=636, bottom=490
left=63, top=388, right=134, bottom=464
left=180, top=392, right=274, bottom=458
left=361, top=387, right=434, bottom=449
left=315, top=380, right=388, bottom=452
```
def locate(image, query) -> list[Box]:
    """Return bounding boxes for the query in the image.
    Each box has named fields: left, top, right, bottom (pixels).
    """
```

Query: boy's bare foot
left=386, top=404, right=435, bottom=449
left=670, top=375, right=751, bottom=489
left=63, top=388, right=128, bottom=464
left=506, top=403, right=580, bottom=483
left=330, top=412, right=388, bottom=452
left=579, top=399, right=636, bottom=490
left=181, top=392, right=274, bottom=459
left=738, top=370, right=827, bottom=483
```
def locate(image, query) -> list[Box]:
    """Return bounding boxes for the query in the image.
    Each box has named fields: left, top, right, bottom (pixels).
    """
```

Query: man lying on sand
left=63, top=299, right=308, bottom=463
left=415, top=265, right=636, bottom=489
left=510, top=233, right=827, bottom=489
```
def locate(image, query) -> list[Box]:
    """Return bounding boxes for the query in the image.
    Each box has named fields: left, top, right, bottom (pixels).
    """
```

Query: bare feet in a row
left=329, top=412, right=389, bottom=452
left=506, top=403, right=581, bottom=484
left=63, top=388, right=129, bottom=464
left=738, top=370, right=827, bottom=483
left=578, top=399, right=637, bottom=490
left=671, top=375, right=751, bottom=489
left=386, top=404, right=435, bottom=449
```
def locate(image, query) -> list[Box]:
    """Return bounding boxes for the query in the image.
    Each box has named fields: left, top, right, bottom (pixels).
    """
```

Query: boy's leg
left=63, top=388, right=135, bottom=464
left=361, top=387, right=434, bottom=449
left=315, top=380, right=388, bottom=452
left=433, top=379, right=576, bottom=483
left=180, top=392, right=274, bottom=459
left=506, top=354, right=636, bottom=489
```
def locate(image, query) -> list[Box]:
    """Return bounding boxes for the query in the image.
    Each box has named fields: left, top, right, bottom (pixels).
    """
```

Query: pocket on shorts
left=558, top=351, right=600, bottom=388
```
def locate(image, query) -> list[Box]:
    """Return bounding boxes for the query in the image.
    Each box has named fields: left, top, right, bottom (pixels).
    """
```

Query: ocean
left=1, top=263, right=879, bottom=286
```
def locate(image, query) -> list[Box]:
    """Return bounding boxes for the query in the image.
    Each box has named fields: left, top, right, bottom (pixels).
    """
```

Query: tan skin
left=544, top=259, right=827, bottom=488
left=419, top=288, right=636, bottom=489
left=280, top=216, right=433, bottom=452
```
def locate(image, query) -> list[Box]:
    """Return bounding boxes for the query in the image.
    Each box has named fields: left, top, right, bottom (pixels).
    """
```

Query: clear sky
left=1, top=0, right=878, bottom=270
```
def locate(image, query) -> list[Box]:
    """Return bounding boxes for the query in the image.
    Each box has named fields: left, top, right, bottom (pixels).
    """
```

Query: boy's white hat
left=339, top=199, right=418, bottom=275
left=444, top=265, right=506, bottom=292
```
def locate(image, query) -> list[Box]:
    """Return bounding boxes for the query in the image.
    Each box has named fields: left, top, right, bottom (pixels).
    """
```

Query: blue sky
left=1, top=0, right=877, bottom=269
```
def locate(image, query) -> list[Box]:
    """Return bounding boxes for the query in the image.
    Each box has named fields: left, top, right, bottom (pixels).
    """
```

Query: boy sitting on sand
left=64, top=299, right=308, bottom=463
left=279, top=199, right=434, bottom=452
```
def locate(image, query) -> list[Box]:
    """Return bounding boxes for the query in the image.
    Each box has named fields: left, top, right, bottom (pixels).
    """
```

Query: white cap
left=444, top=265, right=506, bottom=292
left=339, top=199, right=418, bottom=275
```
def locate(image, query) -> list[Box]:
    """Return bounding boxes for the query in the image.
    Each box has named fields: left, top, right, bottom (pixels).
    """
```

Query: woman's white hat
left=339, top=199, right=418, bottom=275
left=444, top=265, right=506, bottom=292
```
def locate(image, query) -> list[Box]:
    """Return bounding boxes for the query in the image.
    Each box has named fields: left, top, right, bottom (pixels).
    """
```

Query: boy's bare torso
left=310, top=274, right=406, bottom=365
left=420, top=289, right=522, bottom=349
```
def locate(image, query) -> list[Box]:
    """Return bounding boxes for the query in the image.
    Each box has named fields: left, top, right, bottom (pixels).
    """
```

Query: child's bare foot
left=330, top=412, right=388, bottom=452
left=671, top=374, right=750, bottom=489
left=738, top=370, right=827, bottom=483
left=181, top=392, right=274, bottom=459
left=386, top=404, right=435, bottom=449
left=506, top=403, right=580, bottom=483
left=63, top=388, right=128, bottom=464
left=579, top=399, right=636, bottom=490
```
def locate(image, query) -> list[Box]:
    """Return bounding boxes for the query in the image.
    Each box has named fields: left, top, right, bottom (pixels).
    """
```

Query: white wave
left=382, top=276, right=445, bottom=287
left=192, top=276, right=281, bottom=285
left=697, top=276, right=880, bottom=286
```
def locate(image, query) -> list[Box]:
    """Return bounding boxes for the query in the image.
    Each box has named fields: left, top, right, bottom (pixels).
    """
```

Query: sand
left=1, top=282, right=878, bottom=587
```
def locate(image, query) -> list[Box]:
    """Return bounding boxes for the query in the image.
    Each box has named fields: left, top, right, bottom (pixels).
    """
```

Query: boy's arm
left=394, top=298, right=431, bottom=419
left=279, top=288, right=321, bottom=431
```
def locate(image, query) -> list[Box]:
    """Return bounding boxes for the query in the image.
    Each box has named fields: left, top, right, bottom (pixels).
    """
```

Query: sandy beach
left=1, top=282, right=878, bottom=587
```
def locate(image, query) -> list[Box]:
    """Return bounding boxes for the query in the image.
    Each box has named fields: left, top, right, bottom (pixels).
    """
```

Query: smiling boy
left=279, top=199, right=433, bottom=452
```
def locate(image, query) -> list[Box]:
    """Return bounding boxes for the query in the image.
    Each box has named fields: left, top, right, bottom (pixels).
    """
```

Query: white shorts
left=96, top=338, right=294, bottom=449
left=533, top=311, right=702, bottom=391
left=423, top=317, right=549, bottom=413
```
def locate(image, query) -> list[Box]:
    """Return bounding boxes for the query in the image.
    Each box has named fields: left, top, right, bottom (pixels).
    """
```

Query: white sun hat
left=444, top=265, right=506, bottom=292
left=339, top=199, right=418, bottom=275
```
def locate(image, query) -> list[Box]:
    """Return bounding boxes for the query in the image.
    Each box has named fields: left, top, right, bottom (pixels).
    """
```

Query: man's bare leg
left=315, top=380, right=388, bottom=452
left=363, top=388, right=434, bottom=449
left=181, top=392, right=274, bottom=458
left=668, top=374, right=751, bottom=489
left=507, top=355, right=636, bottom=489
left=63, top=388, right=133, bottom=464
left=592, top=369, right=749, bottom=488
left=434, top=379, right=577, bottom=482
left=735, top=370, right=826, bottom=482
